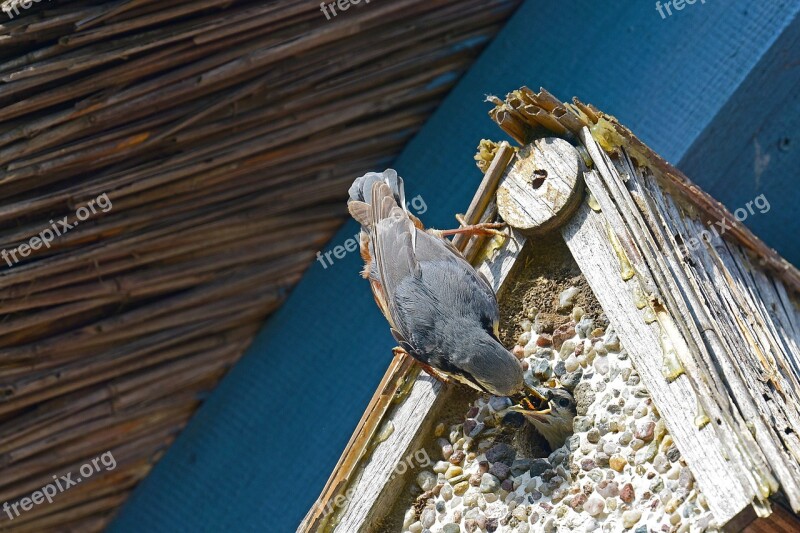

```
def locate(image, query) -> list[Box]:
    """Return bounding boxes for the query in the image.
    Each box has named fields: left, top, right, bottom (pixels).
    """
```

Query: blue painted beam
left=110, top=1, right=800, bottom=532
left=679, top=12, right=800, bottom=265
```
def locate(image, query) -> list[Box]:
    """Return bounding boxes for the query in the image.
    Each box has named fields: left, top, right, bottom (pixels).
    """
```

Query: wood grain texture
left=562, top=199, right=754, bottom=523
left=0, top=2, right=522, bottom=531
left=496, top=137, right=584, bottom=234
left=561, top=126, right=800, bottom=522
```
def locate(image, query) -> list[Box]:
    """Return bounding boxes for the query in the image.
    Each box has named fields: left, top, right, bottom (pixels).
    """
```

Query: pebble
left=558, top=341, right=575, bottom=361
left=489, top=462, right=511, bottom=480
left=620, top=483, right=635, bottom=503
left=536, top=334, right=553, bottom=347
left=561, top=369, right=583, bottom=391
left=584, top=494, right=605, bottom=516
left=441, top=484, right=453, bottom=500
left=531, top=358, right=553, bottom=380
left=553, top=323, right=576, bottom=351
left=511, top=458, right=533, bottom=477
left=463, top=420, right=477, bottom=437
left=450, top=450, right=466, bottom=465
left=635, top=421, right=655, bottom=442
left=573, top=382, right=595, bottom=416
left=568, top=493, right=587, bottom=511
left=442, top=445, right=454, bottom=461
left=442, top=524, right=460, bottom=533
left=480, top=473, right=500, bottom=493
left=489, top=396, right=511, bottom=411
left=558, top=287, right=580, bottom=311
left=576, top=316, right=594, bottom=338
left=549, top=448, right=568, bottom=467
left=434, top=461, right=450, bottom=474
left=636, top=442, right=658, bottom=465
left=609, top=455, right=627, bottom=472
left=596, top=480, right=619, bottom=498
left=653, top=454, right=669, bottom=474
left=622, top=510, right=642, bottom=528
left=564, top=354, right=580, bottom=372
left=567, top=434, right=581, bottom=452
left=580, top=458, right=596, bottom=471
left=485, top=443, right=516, bottom=466
left=666, top=445, right=681, bottom=463
left=586, top=428, right=600, bottom=443
left=446, top=465, right=463, bottom=480
left=528, top=459, right=552, bottom=478
left=593, top=356, right=609, bottom=375
left=679, top=467, right=694, bottom=490
left=409, top=521, right=423, bottom=533
left=605, top=332, right=621, bottom=351
left=573, top=416, right=592, bottom=433
left=453, top=481, right=469, bottom=495
left=417, top=471, right=437, bottom=491
left=421, top=508, right=436, bottom=528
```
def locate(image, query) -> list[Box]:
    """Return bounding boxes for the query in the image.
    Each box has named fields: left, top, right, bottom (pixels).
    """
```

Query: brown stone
left=552, top=322, right=576, bottom=350
left=620, top=482, right=635, bottom=503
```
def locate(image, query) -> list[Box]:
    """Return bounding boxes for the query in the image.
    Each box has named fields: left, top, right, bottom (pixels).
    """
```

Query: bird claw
left=435, top=222, right=508, bottom=238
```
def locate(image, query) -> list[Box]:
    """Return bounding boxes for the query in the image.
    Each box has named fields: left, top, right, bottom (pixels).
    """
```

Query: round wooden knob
left=496, top=137, right=584, bottom=235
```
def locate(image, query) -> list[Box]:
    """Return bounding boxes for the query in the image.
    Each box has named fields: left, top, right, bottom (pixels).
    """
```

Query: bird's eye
left=557, top=398, right=571, bottom=408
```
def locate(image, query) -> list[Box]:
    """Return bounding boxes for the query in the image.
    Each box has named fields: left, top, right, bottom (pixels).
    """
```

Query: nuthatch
left=347, top=169, right=524, bottom=396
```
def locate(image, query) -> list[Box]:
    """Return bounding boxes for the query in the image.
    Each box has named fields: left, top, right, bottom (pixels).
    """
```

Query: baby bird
left=510, top=388, right=577, bottom=450
left=348, top=170, right=524, bottom=397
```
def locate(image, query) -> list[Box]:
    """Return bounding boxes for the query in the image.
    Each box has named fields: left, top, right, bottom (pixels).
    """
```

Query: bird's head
left=509, top=387, right=576, bottom=450
left=453, top=330, right=524, bottom=397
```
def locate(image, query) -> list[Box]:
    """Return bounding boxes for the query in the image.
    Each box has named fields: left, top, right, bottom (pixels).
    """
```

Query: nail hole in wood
left=530, top=169, right=547, bottom=189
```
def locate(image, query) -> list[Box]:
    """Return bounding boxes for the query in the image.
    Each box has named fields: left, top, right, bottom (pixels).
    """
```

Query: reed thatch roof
left=0, top=1, right=520, bottom=530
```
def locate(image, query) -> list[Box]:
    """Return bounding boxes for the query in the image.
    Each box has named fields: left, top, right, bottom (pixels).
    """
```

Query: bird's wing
left=368, top=181, right=421, bottom=343
left=411, top=229, right=501, bottom=332
left=432, top=231, right=498, bottom=308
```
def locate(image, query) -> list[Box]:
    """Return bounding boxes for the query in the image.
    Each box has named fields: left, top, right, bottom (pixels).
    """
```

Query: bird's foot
left=431, top=222, right=507, bottom=239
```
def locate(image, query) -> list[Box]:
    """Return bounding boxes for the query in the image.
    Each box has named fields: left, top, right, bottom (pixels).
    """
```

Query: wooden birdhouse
left=301, top=87, right=800, bottom=533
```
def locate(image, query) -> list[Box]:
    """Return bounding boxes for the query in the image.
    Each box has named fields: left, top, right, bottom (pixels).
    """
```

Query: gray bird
left=509, top=387, right=577, bottom=450
left=347, top=170, right=524, bottom=397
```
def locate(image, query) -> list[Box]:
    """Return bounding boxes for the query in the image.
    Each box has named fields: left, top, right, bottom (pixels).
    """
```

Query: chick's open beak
left=508, top=385, right=551, bottom=419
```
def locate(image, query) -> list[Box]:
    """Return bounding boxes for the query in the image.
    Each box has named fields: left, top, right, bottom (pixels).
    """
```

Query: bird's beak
left=508, top=384, right=550, bottom=419
left=508, top=403, right=552, bottom=421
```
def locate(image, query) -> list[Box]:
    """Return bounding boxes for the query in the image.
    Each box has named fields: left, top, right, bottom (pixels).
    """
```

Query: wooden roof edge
left=489, top=87, right=800, bottom=296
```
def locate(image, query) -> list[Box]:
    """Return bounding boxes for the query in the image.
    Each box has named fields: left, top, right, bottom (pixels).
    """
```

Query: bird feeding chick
left=348, top=170, right=522, bottom=396
left=347, top=169, right=575, bottom=447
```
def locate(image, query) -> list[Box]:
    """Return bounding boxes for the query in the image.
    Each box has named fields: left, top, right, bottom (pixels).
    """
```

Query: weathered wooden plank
left=561, top=198, right=754, bottom=523
left=635, top=174, right=800, bottom=512
left=575, top=127, right=800, bottom=515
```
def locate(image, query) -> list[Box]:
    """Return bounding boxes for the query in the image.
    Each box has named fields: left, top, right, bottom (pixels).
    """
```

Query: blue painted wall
left=110, top=1, right=800, bottom=532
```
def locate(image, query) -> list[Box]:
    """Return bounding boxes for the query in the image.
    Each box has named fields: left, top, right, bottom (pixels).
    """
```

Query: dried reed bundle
left=0, top=0, right=521, bottom=530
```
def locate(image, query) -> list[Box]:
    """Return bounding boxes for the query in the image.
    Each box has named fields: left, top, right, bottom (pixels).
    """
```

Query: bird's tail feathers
left=347, top=169, right=406, bottom=208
